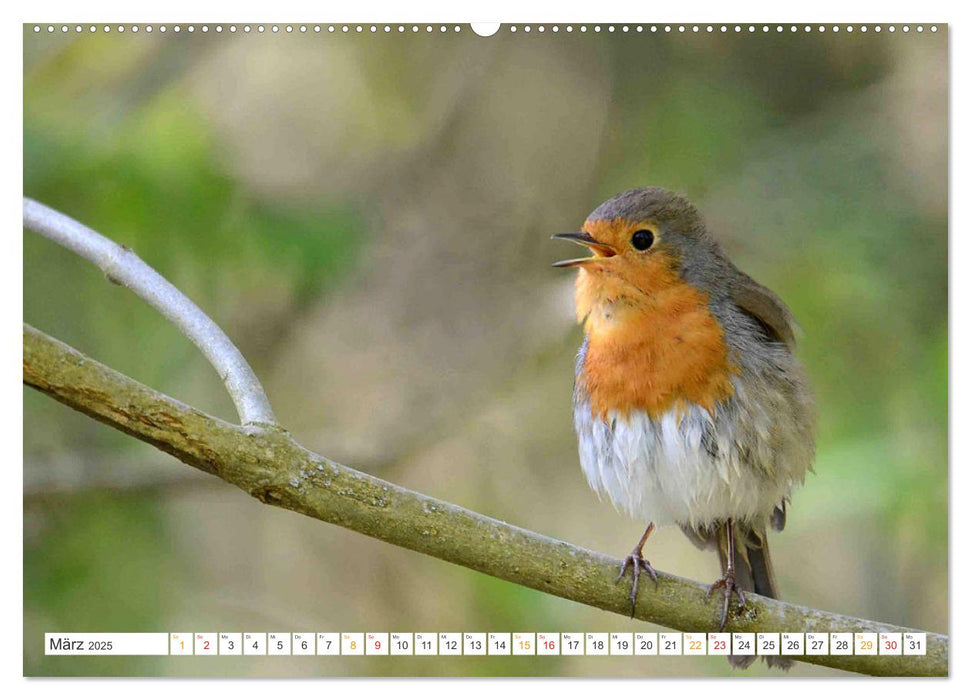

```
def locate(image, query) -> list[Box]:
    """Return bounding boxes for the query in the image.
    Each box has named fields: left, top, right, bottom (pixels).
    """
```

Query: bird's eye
left=631, top=229, right=654, bottom=251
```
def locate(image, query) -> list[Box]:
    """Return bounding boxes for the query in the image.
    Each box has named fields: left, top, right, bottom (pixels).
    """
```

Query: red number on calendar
left=713, top=640, right=726, bottom=650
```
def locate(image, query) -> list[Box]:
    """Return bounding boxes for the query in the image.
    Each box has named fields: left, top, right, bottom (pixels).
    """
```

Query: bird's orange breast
left=577, top=256, right=738, bottom=421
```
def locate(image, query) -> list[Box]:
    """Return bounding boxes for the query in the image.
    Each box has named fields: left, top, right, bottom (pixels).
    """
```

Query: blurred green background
left=23, top=24, right=947, bottom=677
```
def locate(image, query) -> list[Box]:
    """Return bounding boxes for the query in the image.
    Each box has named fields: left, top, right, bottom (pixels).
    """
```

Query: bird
left=553, top=187, right=815, bottom=669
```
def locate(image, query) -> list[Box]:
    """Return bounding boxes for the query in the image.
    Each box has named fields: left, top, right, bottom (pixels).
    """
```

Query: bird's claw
left=706, top=572, right=747, bottom=631
left=617, top=552, right=659, bottom=616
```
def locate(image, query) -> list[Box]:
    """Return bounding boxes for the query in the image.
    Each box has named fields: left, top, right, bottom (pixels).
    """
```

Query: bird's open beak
left=551, top=232, right=616, bottom=268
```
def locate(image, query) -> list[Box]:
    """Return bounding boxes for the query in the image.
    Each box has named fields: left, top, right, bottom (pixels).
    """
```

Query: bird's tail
left=717, top=524, right=792, bottom=671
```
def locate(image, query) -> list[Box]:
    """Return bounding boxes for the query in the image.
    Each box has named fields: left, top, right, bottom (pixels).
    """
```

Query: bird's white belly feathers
left=574, top=398, right=789, bottom=528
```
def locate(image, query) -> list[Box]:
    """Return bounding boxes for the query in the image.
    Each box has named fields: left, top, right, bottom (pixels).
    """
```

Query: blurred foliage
left=23, top=26, right=946, bottom=677
left=24, top=494, right=178, bottom=675
left=24, top=53, right=366, bottom=421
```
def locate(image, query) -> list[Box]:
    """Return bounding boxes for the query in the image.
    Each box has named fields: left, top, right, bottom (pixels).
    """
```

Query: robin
left=553, top=187, right=815, bottom=669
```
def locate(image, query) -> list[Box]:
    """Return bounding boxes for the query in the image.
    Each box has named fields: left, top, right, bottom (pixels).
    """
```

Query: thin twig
left=22, top=198, right=276, bottom=426
left=23, top=324, right=948, bottom=676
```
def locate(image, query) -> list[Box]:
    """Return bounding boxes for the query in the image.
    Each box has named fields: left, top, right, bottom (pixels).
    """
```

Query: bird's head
left=553, top=187, right=718, bottom=325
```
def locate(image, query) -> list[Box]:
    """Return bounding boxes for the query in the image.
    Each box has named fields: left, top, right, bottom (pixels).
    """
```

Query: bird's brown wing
left=730, top=273, right=800, bottom=351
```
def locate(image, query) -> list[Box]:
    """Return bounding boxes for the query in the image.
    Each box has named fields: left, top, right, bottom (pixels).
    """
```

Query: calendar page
left=22, top=14, right=948, bottom=680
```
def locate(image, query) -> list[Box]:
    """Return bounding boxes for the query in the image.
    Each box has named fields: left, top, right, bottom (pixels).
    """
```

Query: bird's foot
left=706, top=571, right=747, bottom=631
left=616, top=550, right=658, bottom=616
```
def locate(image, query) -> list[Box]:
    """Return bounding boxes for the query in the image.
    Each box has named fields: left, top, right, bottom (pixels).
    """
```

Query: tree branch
left=23, top=198, right=276, bottom=426
left=23, top=324, right=947, bottom=676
